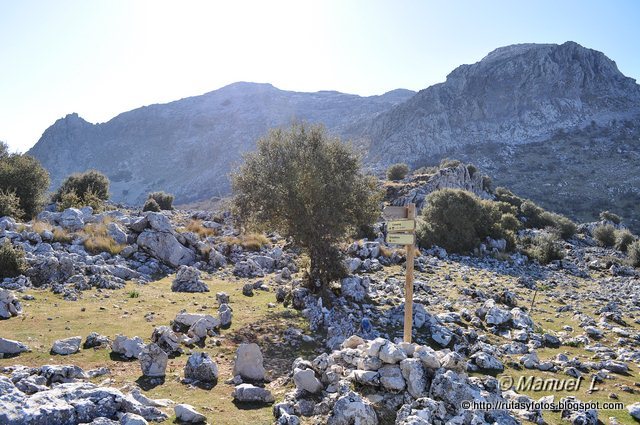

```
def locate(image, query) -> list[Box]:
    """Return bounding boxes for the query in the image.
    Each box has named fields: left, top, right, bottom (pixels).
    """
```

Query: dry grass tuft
left=31, top=221, right=52, bottom=234
left=82, top=223, right=124, bottom=255
left=184, top=220, right=217, bottom=239
left=52, top=227, right=74, bottom=244
left=223, top=233, right=270, bottom=251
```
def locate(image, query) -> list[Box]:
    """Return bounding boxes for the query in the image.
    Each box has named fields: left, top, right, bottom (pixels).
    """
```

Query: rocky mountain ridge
left=27, top=42, right=640, bottom=227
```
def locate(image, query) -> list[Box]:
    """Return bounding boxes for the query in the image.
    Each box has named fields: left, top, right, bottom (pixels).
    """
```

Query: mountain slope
left=29, top=83, right=414, bottom=204
left=359, top=41, right=640, bottom=164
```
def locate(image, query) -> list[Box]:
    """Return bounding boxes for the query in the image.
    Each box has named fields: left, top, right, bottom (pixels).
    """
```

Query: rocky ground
left=1, top=204, right=639, bottom=424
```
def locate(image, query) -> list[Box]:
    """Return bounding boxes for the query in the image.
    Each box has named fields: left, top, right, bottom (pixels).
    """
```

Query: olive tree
left=232, top=124, right=381, bottom=290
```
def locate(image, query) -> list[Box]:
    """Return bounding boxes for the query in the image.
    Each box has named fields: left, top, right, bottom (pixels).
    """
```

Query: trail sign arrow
left=387, top=219, right=415, bottom=232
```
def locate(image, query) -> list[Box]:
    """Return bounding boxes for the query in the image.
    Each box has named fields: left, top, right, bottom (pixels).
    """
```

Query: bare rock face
left=233, top=343, right=266, bottom=381
left=28, top=83, right=413, bottom=205
left=363, top=41, right=640, bottom=164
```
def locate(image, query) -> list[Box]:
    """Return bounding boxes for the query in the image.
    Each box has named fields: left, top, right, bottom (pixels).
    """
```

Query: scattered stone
left=0, top=289, right=22, bottom=319
left=233, top=343, right=266, bottom=381
left=184, top=352, right=219, bottom=383
left=83, top=332, right=110, bottom=349
left=51, top=336, right=82, bottom=355
left=242, top=283, right=254, bottom=296
left=0, top=337, right=29, bottom=355
left=139, top=343, right=168, bottom=377
left=171, top=266, right=209, bottom=293
left=232, top=383, right=275, bottom=403
left=293, top=368, right=323, bottom=394
left=174, top=404, right=207, bottom=423
left=111, top=335, right=145, bottom=359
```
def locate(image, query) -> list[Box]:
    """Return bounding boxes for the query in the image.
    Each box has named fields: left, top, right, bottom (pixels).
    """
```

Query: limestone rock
left=293, top=368, right=323, bottom=394
left=0, top=337, right=29, bottom=355
left=111, top=335, right=145, bottom=359
left=51, top=336, right=82, bottom=355
left=174, top=404, right=206, bottom=423
left=232, top=383, right=275, bottom=403
left=184, top=352, right=219, bottom=383
left=233, top=343, right=266, bottom=381
left=327, top=391, right=378, bottom=425
left=139, top=343, right=168, bottom=377
left=171, top=266, right=209, bottom=293
left=0, top=289, right=22, bottom=319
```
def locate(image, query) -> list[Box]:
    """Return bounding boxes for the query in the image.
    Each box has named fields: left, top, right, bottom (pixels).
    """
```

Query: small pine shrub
left=593, top=224, right=616, bottom=247
left=0, top=189, right=24, bottom=218
left=599, top=210, right=622, bottom=224
left=147, top=191, right=174, bottom=210
left=615, top=229, right=636, bottom=252
left=56, top=188, right=104, bottom=212
left=386, top=163, right=410, bottom=181
left=544, top=212, right=577, bottom=240
left=0, top=240, right=27, bottom=278
left=466, top=164, right=478, bottom=177
left=628, top=241, right=640, bottom=267
left=526, top=233, right=565, bottom=265
left=142, top=198, right=161, bottom=212
left=493, top=187, right=524, bottom=209
left=0, top=153, right=50, bottom=219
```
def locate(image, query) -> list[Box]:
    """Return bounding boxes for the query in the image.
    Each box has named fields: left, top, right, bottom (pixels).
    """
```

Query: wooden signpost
left=383, top=203, right=416, bottom=343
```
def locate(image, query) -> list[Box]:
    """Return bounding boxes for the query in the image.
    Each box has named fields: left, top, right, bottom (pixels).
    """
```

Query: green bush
left=544, top=212, right=577, bottom=240
left=147, top=191, right=174, bottom=210
left=142, top=198, right=161, bottom=212
left=525, top=233, right=565, bottom=265
left=0, top=152, right=50, bottom=219
left=232, top=124, right=381, bottom=288
left=615, top=229, right=635, bottom=252
left=593, top=224, right=616, bottom=247
left=53, top=170, right=110, bottom=203
left=416, top=189, right=513, bottom=253
left=493, top=187, right=524, bottom=209
left=439, top=158, right=461, bottom=169
left=628, top=240, right=640, bottom=267
left=599, top=210, right=622, bottom=224
left=386, top=163, right=410, bottom=181
left=0, top=189, right=24, bottom=218
left=56, top=188, right=105, bottom=213
left=520, top=200, right=548, bottom=228
left=0, top=240, right=27, bottom=279
left=466, top=163, right=478, bottom=176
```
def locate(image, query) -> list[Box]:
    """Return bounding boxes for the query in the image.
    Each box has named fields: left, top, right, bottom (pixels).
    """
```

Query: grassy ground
left=1, top=275, right=319, bottom=424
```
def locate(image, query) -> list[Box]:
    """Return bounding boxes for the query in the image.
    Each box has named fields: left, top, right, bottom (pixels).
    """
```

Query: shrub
left=544, top=212, right=577, bottom=240
left=525, top=233, right=565, bottom=264
left=232, top=124, right=381, bottom=287
left=593, top=224, right=616, bottom=247
left=386, top=163, right=410, bottom=181
left=0, top=153, right=50, bottom=219
left=494, top=187, right=524, bottom=209
left=0, top=189, right=24, bottom=218
left=466, top=163, right=478, bottom=177
left=53, top=170, right=110, bottom=203
left=148, top=191, right=174, bottom=210
left=56, top=188, right=104, bottom=212
left=416, top=189, right=512, bottom=253
left=615, top=229, right=635, bottom=252
left=142, top=198, right=161, bottom=212
left=599, top=210, right=622, bottom=224
left=520, top=200, right=548, bottom=228
left=439, top=158, right=461, bottom=169
left=628, top=240, right=640, bottom=267
left=0, top=240, right=27, bottom=278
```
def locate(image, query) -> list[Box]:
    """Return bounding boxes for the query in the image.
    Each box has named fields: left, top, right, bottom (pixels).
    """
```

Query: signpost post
left=383, top=203, right=416, bottom=343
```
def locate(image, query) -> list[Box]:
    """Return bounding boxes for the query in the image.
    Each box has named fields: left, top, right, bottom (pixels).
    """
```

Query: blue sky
left=1, top=0, right=639, bottom=152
